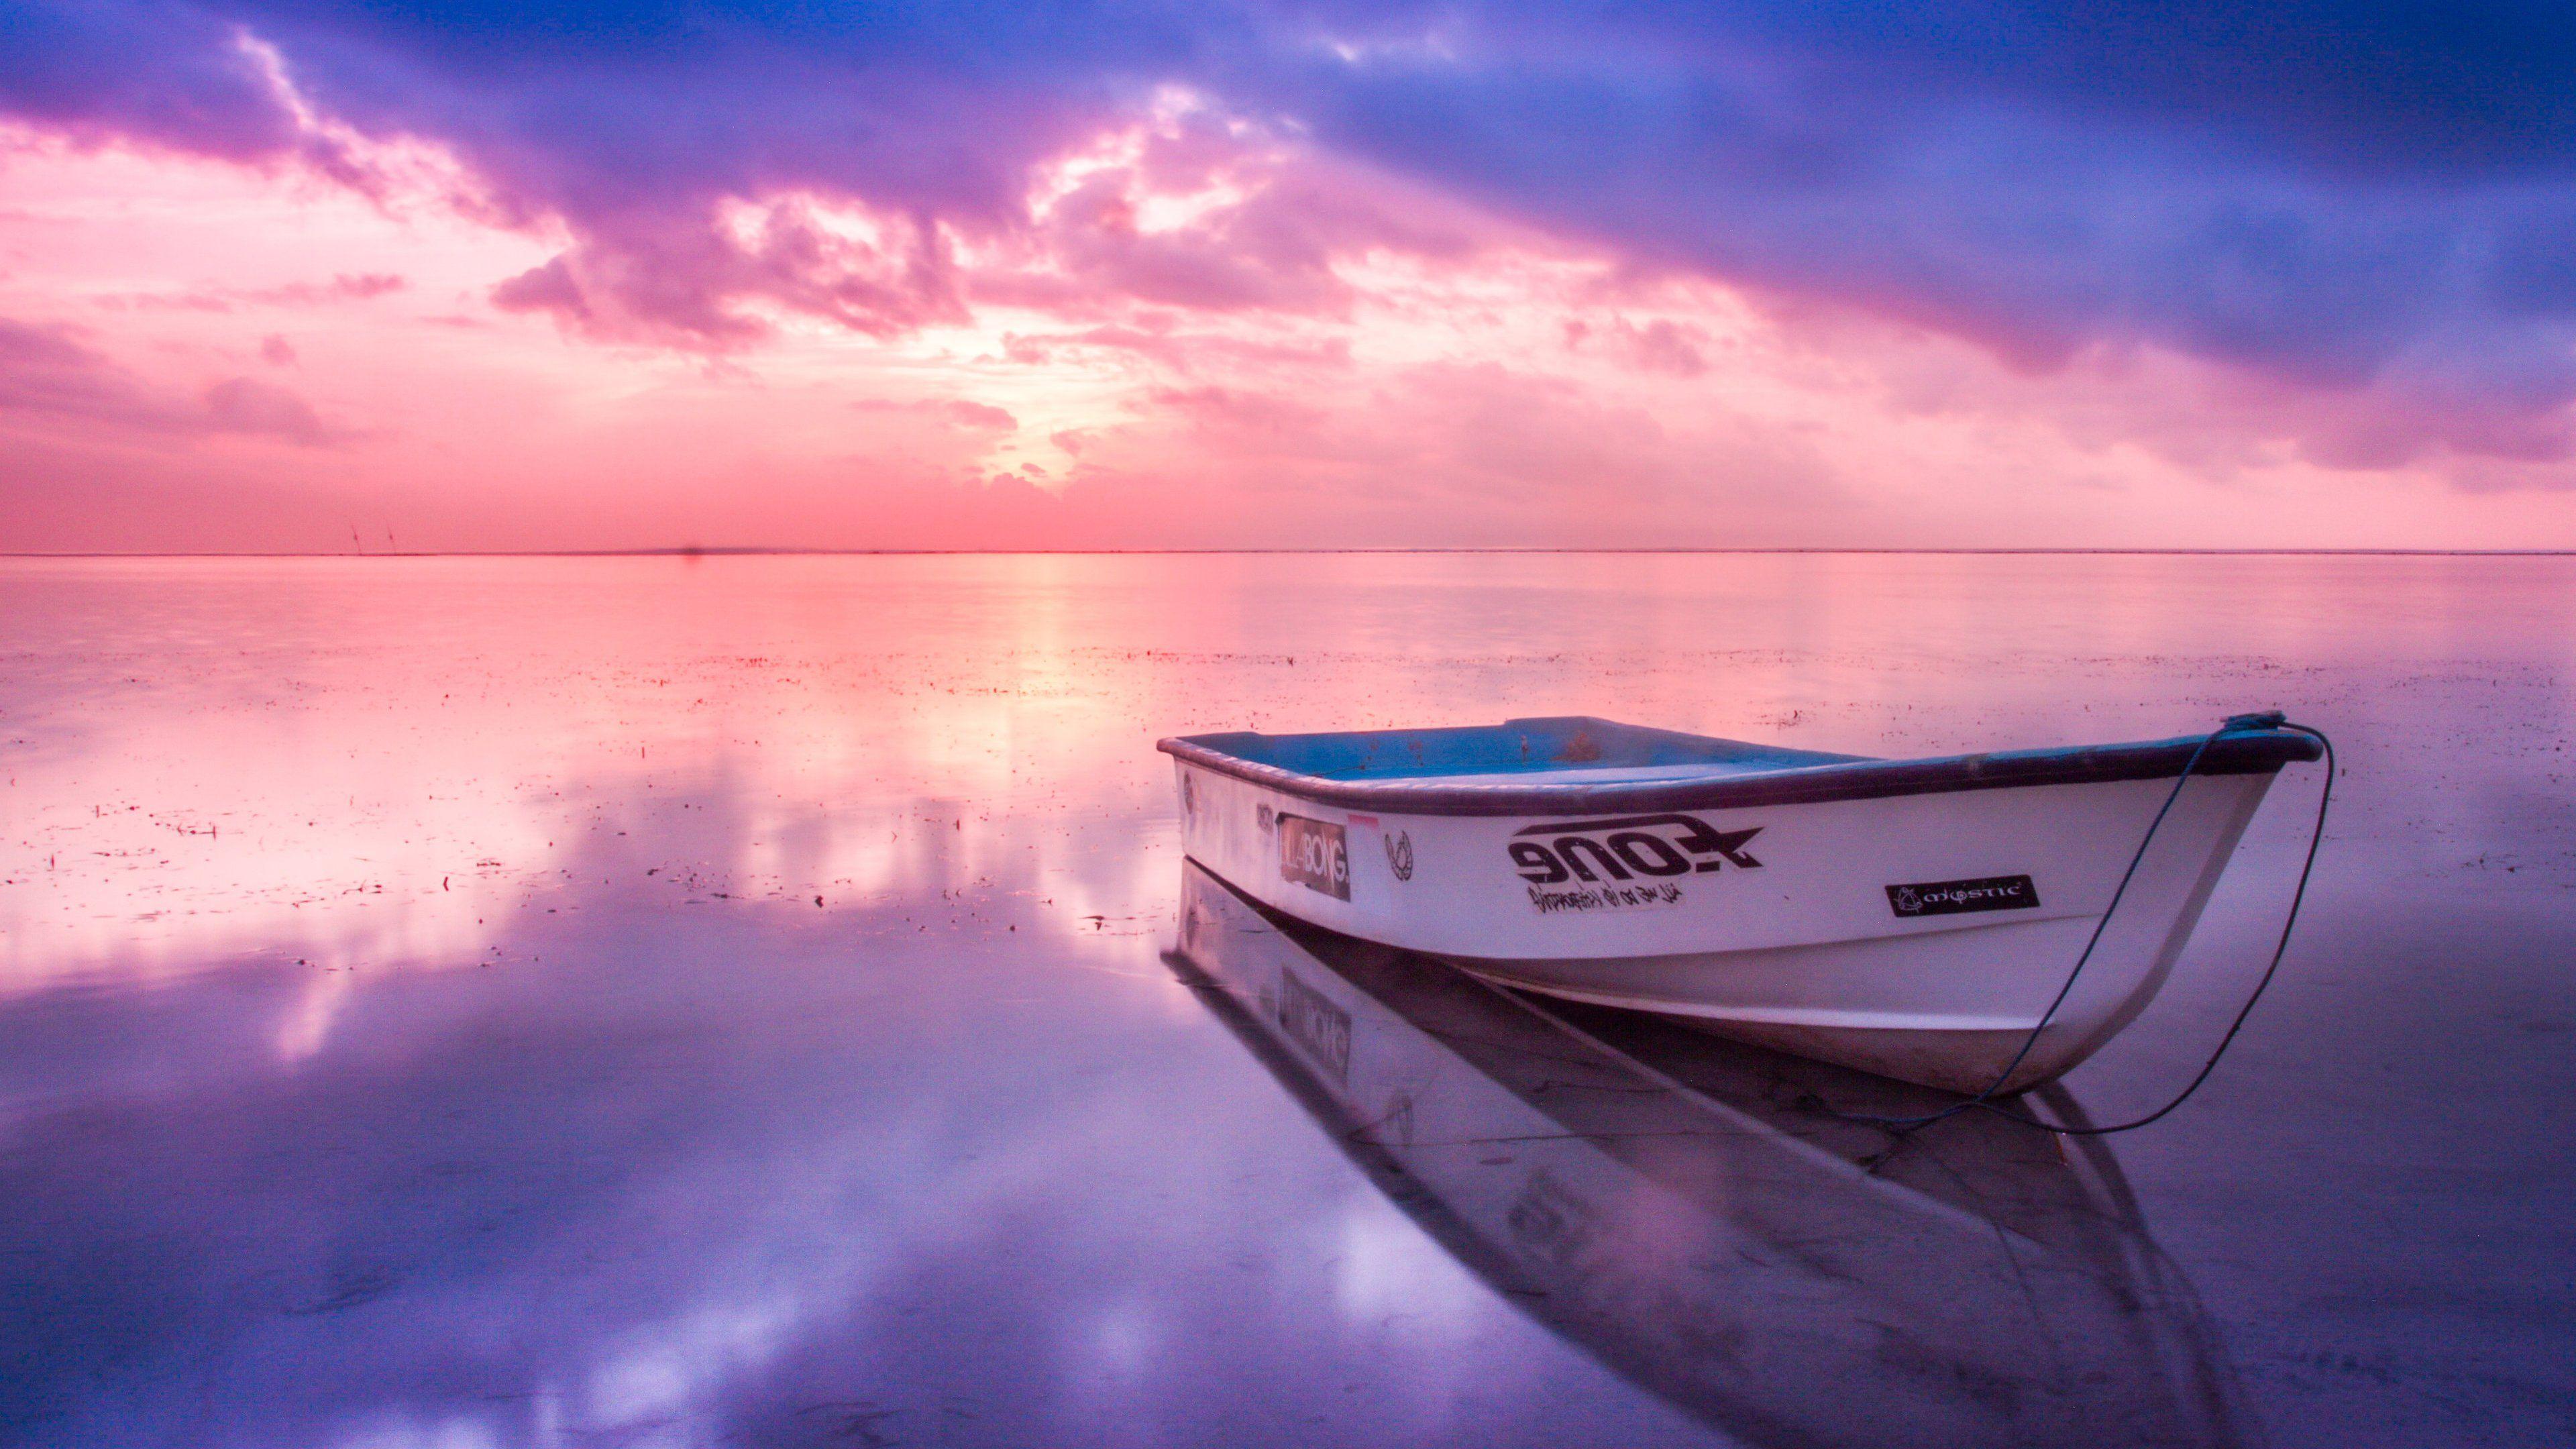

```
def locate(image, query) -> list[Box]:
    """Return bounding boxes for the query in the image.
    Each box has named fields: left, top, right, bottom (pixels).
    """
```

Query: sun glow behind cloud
left=5, top=10, right=2575, bottom=551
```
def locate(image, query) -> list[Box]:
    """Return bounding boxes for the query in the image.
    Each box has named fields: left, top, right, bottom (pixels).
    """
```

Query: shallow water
left=1, top=552, right=2570, bottom=1448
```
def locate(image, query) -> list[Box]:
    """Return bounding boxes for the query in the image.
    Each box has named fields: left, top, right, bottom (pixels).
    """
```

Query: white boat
left=1169, top=863, right=2255, bottom=1447
left=1159, top=714, right=2322, bottom=1094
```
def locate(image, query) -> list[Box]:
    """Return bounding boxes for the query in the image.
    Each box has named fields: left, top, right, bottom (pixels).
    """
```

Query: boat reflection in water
left=1169, top=863, right=2254, bottom=1449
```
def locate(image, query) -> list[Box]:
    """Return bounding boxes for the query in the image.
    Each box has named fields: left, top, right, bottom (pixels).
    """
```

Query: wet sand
left=1, top=552, right=2570, bottom=1447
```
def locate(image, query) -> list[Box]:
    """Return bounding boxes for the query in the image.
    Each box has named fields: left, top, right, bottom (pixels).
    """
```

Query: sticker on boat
left=1886, top=874, right=2040, bottom=917
left=1277, top=813, right=1350, bottom=899
left=1527, top=879, right=1686, bottom=914
left=1507, top=814, right=1763, bottom=884
left=1384, top=829, right=1414, bottom=881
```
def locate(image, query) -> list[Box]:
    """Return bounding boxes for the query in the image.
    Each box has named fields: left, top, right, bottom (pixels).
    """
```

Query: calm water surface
left=1, top=553, right=2570, bottom=1448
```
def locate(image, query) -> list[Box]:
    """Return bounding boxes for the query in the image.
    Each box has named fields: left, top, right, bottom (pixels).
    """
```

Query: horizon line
left=4, top=546, right=2575, bottom=559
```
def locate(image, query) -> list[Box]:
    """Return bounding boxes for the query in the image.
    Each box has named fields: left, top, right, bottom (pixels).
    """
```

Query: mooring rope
left=1837, top=712, right=2336, bottom=1137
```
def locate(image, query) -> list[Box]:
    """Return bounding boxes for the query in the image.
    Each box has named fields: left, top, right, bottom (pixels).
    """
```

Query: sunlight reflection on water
left=0, top=553, right=2570, bottom=1448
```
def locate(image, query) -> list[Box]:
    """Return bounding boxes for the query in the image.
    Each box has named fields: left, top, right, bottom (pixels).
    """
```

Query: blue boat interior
left=1183, top=716, right=1868, bottom=783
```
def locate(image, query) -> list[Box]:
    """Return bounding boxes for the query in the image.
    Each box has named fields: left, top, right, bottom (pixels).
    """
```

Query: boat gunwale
left=1157, top=720, right=2322, bottom=818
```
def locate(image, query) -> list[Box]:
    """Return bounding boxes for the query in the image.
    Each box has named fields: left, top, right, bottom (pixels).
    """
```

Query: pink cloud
left=995, top=323, right=1352, bottom=376
left=96, top=272, right=411, bottom=315
left=4, top=133, right=2575, bottom=557
left=0, top=317, right=349, bottom=447
left=849, top=396, right=1018, bottom=433
left=201, top=376, right=346, bottom=446
left=491, top=204, right=966, bottom=347
left=1566, top=317, right=1711, bottom=378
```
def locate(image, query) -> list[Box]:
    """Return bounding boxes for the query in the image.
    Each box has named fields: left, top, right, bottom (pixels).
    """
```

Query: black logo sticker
left=1385, top=829, right=1414, bottom=881
left=1510, top=814, right=1762, bottom=884
left=1279, top=814, right=1350, bottom=900
left=1886, top=874, right=2040, bottom=918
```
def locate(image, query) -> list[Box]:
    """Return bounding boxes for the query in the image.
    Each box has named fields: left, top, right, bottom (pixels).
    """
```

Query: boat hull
left=1173, top=759, right=2281, bottom=1093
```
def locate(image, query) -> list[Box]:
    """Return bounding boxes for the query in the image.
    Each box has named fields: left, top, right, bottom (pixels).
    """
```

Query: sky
left=5, top=1, right=2576, bottom=551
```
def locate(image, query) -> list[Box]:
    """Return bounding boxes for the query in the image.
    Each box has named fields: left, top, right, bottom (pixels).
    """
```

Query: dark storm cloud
left=7, top=0, right=2576, bottom=454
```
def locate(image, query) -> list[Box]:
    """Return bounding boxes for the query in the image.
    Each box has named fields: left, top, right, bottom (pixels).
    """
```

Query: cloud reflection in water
left=3, top=553, right=2572, bottom=1448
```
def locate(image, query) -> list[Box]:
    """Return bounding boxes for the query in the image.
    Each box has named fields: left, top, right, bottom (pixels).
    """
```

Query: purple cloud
left=7, top=1, right=2576, bottom=463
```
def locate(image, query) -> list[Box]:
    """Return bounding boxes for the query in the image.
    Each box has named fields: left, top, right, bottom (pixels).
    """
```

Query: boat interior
left=1191, top=716, right=1867, bottom=785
